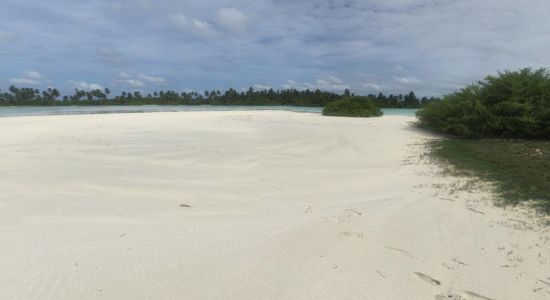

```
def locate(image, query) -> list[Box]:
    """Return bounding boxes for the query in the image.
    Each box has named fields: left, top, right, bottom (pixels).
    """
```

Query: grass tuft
left=429, top=138, right=550, bottom=213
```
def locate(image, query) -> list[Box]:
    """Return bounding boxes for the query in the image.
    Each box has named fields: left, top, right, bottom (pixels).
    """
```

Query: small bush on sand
left=323, top=97, right=383, bottom=117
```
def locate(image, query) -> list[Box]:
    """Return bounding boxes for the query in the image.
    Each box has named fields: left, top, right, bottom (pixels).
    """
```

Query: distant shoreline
left=0, top=105, right=418, bottom=118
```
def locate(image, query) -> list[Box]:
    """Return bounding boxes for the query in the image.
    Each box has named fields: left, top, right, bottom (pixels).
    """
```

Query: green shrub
left=323, top=97, right=383, bottom=117
left=417, top=68, right=550, bottom=138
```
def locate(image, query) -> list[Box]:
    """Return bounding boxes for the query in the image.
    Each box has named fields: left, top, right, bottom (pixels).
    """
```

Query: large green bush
left=323, top=97, right=383, bottom=117
left=417, top=68, right=550, bottom=138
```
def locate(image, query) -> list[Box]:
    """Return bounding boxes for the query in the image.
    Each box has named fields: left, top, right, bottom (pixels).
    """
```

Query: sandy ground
left=0, top=111, right=548, bottom=300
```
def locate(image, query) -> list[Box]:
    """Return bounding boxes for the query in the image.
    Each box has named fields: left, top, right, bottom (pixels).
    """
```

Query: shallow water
left=0, top=105, right=417, bottom=118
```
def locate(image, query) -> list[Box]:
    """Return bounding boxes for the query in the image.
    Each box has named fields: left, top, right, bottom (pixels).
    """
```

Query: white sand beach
left=0, top=111, right=548, bottom=299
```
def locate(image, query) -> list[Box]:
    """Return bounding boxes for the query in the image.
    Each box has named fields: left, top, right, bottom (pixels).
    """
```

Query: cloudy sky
left=1, top=0, right=549, bottom=96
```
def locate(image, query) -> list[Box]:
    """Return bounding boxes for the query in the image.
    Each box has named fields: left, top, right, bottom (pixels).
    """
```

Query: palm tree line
left=0, top=86, right=438, bottom=108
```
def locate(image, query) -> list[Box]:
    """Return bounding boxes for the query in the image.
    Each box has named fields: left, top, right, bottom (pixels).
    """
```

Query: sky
left=1, top=0, right=549, bottom=97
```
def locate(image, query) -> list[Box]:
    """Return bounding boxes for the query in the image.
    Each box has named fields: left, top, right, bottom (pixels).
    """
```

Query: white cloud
left=169, top=13, right=218, bottom=38
left=113, top=72, right=165, bottom=88
left=281, top=73, right=429, bottom=95
left=136, top=0, right=152, bottom=9
left=26, top=71, right=43, bottom=80
left=3, top=0, right=550, bottom=96
left=96, top=47, right=125, bottom=66
left=138, top=74, right=165, bottom=85
left=110, top=2, right=124, bottom=12
left=327, top=76, right=343, bottom=84
left=394, top=64, right=407, bottom=73
left=123, top=79, right=145, bottom=88
left=9, top=78, right=40, bottom=85
left=66, top=80, right=104, bottom=90
left=363, top=82, right=385, bottom=92
left=253, top=84, right=271, bottom=90
left=282, top=76, right=350, bottom=92
left=9, top=71, right=44, bottom=85
left=314, top=76, right=350, bottom=91
left=217, top=8, right=247, bottom=33
left=0, top=30, right=15, bottom=43
left=118, top=71, right=131, bottom=79
left=393, top=76, right=422, bottom=85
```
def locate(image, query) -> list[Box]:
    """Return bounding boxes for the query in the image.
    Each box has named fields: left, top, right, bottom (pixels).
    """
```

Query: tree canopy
left=417, top=68, right=550, bottom=139
left=0, top=86, right=437, bottom=108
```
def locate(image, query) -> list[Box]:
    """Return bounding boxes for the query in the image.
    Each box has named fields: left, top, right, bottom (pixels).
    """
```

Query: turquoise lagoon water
left=0, top=105, right=417, bottom=118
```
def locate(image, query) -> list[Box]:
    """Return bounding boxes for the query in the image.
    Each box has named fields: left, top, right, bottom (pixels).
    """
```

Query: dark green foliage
left=0, top=85, right=436, bottom=108
left=369, top=91, right=437, bottom=108
left=430, top=139, right=550, bottom=213
left=417, top=68, right=550, bottom=138
left=322, top=97, right=383, bottom=117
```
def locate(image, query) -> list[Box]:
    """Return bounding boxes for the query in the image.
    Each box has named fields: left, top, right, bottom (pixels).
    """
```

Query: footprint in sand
left=440, top=197, right=456, bottom=202
left=344, top=207, right=363, bottom=216
left=339, top=232, right=364, bottom=238
left=435, top=294, right=464, bottom=300
left=533, top=279, right=550, bottom=293
left=336, top=214, right=352, bottom=223
left=506, top=250, right=524, bottom=262
left=334, top=207, right=364, bottom=223
left=452, top=257, right=468, bottom=266
left=376, top=269, right=386, bottom=278
left=467, top=207, right=485, bottom=215
left=539, top=279, right=550, bottom=287
left=462, top=291, right=494, bottom=300
left=383, top=246, right=414, bottom=258
left=413, top=272, right=441, bottom=286
left=507, top=218, right=528, bottom=226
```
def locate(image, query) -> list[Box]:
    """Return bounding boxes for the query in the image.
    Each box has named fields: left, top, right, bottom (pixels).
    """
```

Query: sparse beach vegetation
left=418, top=68, right=550, bottom=213
left=430, top=138, right=550, bottom=213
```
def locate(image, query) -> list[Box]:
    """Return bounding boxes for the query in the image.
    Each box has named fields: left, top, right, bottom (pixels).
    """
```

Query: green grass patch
left=430, top=138, right=550, bottom=213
